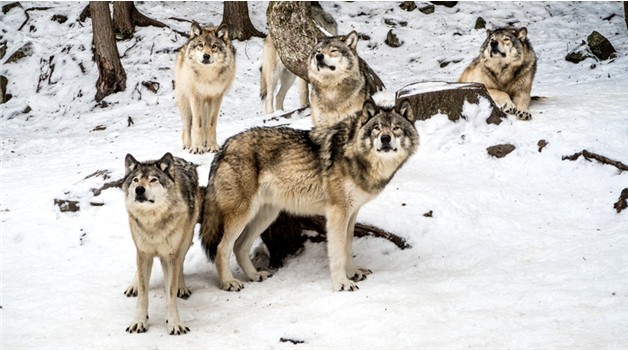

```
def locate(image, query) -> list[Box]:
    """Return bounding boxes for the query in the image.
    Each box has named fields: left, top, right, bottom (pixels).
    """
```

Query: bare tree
left=112, top=2, right=166, bottom=40
left=220, top=1, right=265, bottom=41
left=90, top=1, right=126, bottom=102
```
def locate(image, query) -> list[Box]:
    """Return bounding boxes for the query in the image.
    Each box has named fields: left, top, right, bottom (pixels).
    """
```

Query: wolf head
left=308, top=31, right=360, bottom=79
left=185, top=22, right=232, bottom=66
left=358, top=100, right=420, bottom=161
left=480, top=27, right=531, bottom=64
left=123, top=153, right=177, bottom=211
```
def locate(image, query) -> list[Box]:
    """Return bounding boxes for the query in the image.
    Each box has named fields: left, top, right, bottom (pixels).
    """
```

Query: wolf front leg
left=161, top=255, right=189, bottom=335
left=124, top=258, right=154, bottom=297
left=189, top=96, right=207, bottom=154
left=204, top=95, right=223, bottom=153
left=126, top=251, right=151, bottom=333
left=326, top=207, right=359, bottom=291
left=177, top=96, right=193, bottom=151
left=345, top=212, right=372, bottom=282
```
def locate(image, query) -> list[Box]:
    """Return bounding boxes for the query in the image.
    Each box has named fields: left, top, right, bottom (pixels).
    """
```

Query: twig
left=18, top=6, right=52, bottom=31
left=562, top=149, right=628, bottom=172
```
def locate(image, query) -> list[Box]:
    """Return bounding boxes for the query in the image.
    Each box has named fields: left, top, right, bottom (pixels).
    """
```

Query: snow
left=1, top=1, right=627, bottom=348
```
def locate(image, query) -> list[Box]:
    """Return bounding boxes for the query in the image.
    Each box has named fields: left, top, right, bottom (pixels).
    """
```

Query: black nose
left=490, top=40, right=498, bottom=48
left=203, top=53, right=210, bottom=61
left=135, top=186, right=145, bottom=196
left=380, top=134, right=391, bottom=144
left=316, top=53, right=324, bottom=62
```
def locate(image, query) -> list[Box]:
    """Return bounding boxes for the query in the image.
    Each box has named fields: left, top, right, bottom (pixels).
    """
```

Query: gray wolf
left=458, top=26, right=537, bottom=120
left=308, top=31, right=385, bottom=127
left=175, top=22, right=236, bottom=153
left=123, top=153, right=201, bottom=335
left=260, top=3, right=338, bottom=114
left=199, top=99, right=419, bottom=292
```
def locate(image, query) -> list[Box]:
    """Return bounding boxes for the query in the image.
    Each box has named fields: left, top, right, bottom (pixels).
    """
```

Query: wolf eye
left=212, top=44, right=218, bottom=50
left=330, top=49, right=339, bottom=53
left=149, top=178, right=158, bottom=183
left=393, top=126, right=401, bottom=132
left=372, top=126, right=381, bottom=132
left=133, top=177, right=139, bottom=183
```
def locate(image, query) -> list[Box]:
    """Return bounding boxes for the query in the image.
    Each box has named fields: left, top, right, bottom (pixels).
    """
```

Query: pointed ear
left=398, top=100, right=414, bottom=122
left=486, top=29, right=493, bottom=37
left=362, top=100, right=378, bottom=122
left=217, top=24, right=230, bottom=41
left=190, top=21, right=202, bottom=39
left=158, top=153, right=176, bottom=180
left=517, top=27, right=528, bottom=41
left=125, top=154, right=139, bottom=177
left=344, top=31, right=359, bottom=50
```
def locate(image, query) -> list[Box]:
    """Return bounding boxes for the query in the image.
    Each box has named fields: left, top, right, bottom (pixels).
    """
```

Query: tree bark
left=220, top=1, right=265, bottom=41
left=90, top=1, right=126, bottom=102
left=112, top=1, right=166, bottom=40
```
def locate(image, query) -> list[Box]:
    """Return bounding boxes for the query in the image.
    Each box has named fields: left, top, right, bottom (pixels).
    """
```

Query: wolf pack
left=122, top=4, right=537, bottom=335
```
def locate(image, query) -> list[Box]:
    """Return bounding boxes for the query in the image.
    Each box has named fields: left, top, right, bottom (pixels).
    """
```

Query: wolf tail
left=199, top=183, right=223, bottom=261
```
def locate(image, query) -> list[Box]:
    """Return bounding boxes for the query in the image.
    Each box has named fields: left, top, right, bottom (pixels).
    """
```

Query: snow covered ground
left=1, top=1, right=627, bottom=348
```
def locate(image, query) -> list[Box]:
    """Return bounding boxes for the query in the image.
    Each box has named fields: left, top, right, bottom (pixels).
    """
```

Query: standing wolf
left=175, top=22, right=235, bottom=154
left=260, top=3, right=338, bottom=114
left=308, top=31, right=385, bottom=127
left=200, top=99, right=419, bottom=292
left=458, top=26, right=537, bottom=120
left=123, top=153, right=201, bottom=335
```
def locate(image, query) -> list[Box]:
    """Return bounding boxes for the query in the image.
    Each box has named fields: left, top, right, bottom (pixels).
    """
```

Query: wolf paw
left=124, top=285, right=138, bottom=297
left=189, top=146, right=205, bottom=154
left=335, top=280, right=359, bottom=292
left=126, top=321, right=148, bottom=334
left=206, top=144, right=221, bottom=153
left=251, top=270, right=273, bottom=282
left=348, top=268, right=372, bottom=282
left=502, top=106, right=532, bottom=121
left=167, top=323, right=190, bottom=336
left=221, top=279, right=244, bottom=292
left=177, top=286, right=192, bottom=299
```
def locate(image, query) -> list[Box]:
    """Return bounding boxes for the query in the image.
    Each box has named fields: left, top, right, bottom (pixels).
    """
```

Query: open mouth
left=135, top=196, right=154, bottom=204
left=377, top=145, right=397, bottom=153
left=317, top=62, right=336, bottom=71
left=490, top=48, right=507, bottom=58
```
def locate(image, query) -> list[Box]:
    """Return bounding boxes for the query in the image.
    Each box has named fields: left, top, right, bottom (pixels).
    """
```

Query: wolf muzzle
left=135, top=186, right=149, bottom=203
left=316, top=53, right=336, bottom=71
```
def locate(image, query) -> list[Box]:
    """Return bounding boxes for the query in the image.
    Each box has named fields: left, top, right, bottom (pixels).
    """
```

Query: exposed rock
left=487, top=144, right=516, bottom=158
left=399, top=1, right=417, bottom=12
left=54, top=199, right=80, bottom=213
left=2, top=2, right=21, bottom=14
left=385, top=29, right=402, bottom=48
left=0, top=41, right=7, bottom=60
left=419, top=4, right=435, bottom=14
left=537, top=139, right=548, bottom=152
left=0, top=75, right=10, bottom=104
left=474, top=17, right=486, bottom=30
left=431, top=1, right=458, bottom=7
left=565, top=50, right=589, bottom=64
left=587, top=31, right=617, bottom=60
left=51, top=14, right=68, bottom=24
left=5, top=42, right=33, bottom=64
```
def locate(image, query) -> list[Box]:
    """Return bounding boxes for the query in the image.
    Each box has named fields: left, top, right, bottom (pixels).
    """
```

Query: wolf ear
left=344, top=31, right=359, bottom=50
left=362, top=101, right=378, bottom=121
left=158, top=153, right=176, bottom=180
left=190, top=21, right=202, bottom=39
left=125, top=154, right=139, bottom=177
left=217, top=24, right=230, bottom=41
left=397, top=100, right=414, bottom=122
left=485, top=29, right=493, bottom=37
left=517, top=27, right=528, bottom=41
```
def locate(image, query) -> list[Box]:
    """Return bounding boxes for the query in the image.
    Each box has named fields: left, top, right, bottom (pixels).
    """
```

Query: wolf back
left=200, top=100, right=419, bottom=292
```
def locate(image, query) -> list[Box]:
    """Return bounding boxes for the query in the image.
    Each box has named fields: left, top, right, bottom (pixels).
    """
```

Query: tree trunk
left=112, top=2, right=167, bottom=40
left=266, top=1, right=321, bottom=79
left=90, top=1, right=126, bottom=102
left=220, top=1, right=265, bottom=41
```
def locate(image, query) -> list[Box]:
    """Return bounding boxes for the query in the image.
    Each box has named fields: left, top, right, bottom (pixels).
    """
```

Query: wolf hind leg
left=274, top=68, right=296, bottom=112
left=216, top=211, right=253, bottom=292
left=297, top=78, right=309, bottom=108
left=234, top=205, right=280, bottom=282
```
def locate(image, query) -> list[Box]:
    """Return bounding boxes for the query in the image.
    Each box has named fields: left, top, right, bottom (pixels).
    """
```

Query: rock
left=54, top=199, right=80, bottom=213
left=399, top=1, right=417, bottom=11
left=2, top=2, right=21, bottom=14
left=487, top=144, right=516, bottom=158
left=51, top=14, right=68, bottom=24
left=385, top=29, right=402, bottom=48
left=565, top=50, right=589, bottom=64
left=587, top=31, right=617, bottom=60
left=537, top=139, right=548, bottom=152
left=419, top=4, right=435, bottom=14
left=431, top=1, right=458, bottom=8
left=0, top=41, right=7, bottom=60
left=5, top=42, right=33, bottom=64
left=0, top=75, right=10, bottom=104
left=474, top=17, right=486, bottom=30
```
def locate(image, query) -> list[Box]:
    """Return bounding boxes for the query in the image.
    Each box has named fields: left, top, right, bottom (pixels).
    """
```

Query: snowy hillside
left=1, top=1, right=627, bottom=348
